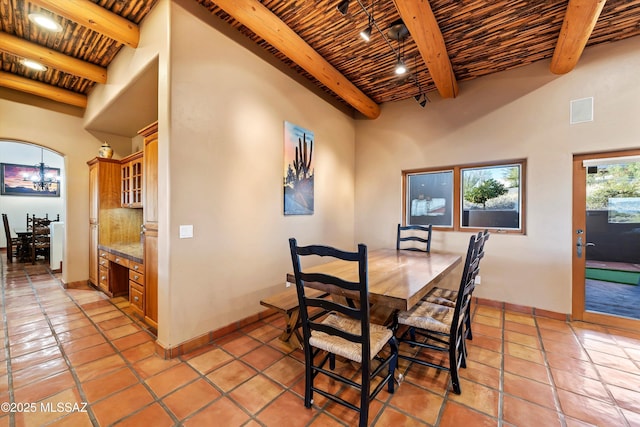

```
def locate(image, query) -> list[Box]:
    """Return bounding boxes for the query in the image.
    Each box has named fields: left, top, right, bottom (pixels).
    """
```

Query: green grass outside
left=585, top=268, right=640, bottom=286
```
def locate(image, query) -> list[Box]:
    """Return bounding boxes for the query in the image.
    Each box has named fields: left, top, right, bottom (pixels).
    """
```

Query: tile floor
left=2, top=257, right=640, bottom=426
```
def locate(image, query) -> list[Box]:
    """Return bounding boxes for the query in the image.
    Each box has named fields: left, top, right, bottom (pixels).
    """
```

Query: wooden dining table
left=286, top=248, right=462, bottom=313
left=14, top=228, right=33, bottom=262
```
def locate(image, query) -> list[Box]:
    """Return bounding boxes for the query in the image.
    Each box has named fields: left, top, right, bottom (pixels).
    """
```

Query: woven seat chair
left=396, top=224, right=432, bottom=252
left=393, top=230, right=488, bottom=394
left=289, top=238, right=398, bottom=427
left=423, top=229, right=489, bottom=340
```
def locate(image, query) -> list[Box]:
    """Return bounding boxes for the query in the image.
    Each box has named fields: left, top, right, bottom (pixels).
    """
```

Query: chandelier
left=23, top=148, right=59, bottom=192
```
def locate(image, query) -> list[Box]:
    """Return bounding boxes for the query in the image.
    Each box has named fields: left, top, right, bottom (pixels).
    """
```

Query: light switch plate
left=179, top=225, right=193, bottom=239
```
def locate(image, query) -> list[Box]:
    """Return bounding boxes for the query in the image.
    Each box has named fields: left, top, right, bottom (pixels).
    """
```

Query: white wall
left=354, top=36, right=640, bottom=314
left=161, top=2, right=356, bottom=347
left=0, top=141, right=64, bottom=247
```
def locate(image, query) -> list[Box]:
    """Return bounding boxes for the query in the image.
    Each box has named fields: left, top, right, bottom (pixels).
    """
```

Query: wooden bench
left=260, top=286, right=328, bottom=348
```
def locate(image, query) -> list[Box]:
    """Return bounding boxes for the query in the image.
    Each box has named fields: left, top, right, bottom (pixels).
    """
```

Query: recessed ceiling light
left=22, top=59, right=47, bottom=71
left=28, top=13, right=63, bottom=33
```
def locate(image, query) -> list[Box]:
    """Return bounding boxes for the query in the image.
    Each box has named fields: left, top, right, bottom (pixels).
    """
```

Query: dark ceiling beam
left=211, top=0, right=381, bottom=119
left=0, top=32, right=107, bottom=83
left=393, top=0, right=459, bottom=99
left=29, top=0, right=140, bottom=48
left=550, top=0, right=607, bottom=74
left=0, top=71, right=87, bottom=107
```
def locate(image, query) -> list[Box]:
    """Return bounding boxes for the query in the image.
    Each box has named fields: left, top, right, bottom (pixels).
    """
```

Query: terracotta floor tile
left=503, top=354, right=550, bottom=384
left=503, top=372, right=557, bottom=410
left=7, top=327, right=53, bottom=345
left=182, top=396, right=250, bottom=426
left=44, top=410, right=93, bottom=427
left=474, top=306, right=503, bottom=319
left=185, top=347, right=234, bottom=375
left=55, top=325, right=100, bottom=343
left=91, top=383, right=155, bottom=426
left=504, top=342, right=544, bottom=364
left=103, top=323, right=141, bottom=340
left=11, top=357, right=68, bottom=389
left=111, top=330, right=154, bottom=351
left=608, top=384, right=640, bottom=414
left=588, top=348, right=638, bottom=371
left=536, top=318, right=572, bottom=333
left=263, top=355, right=305, bottom=387
left=14, top=388, right=83, bottom=427
left=120, top=341, right=158, bottom=363
left=469, top=335, right=503, bottom=353
left=502, top=394, right=562, bottom=427
left=229, top=374, right=284, bottom=414
left=387, top=382, right=443, bottom=425
left=82, top=367, right=140, bottom=402
left=10, top=335, right=58, bottom=357
left=504, top=320, right=537, bottom=336
left=74, top=353, right=127, bottom=382
left=162, top=378, right=221, bottom=420
left=60, top=333, right=107, bottom=354
left=206, top=360, right=257, bottom=392
left=13, top=370, right=76, bottom=403
left=459, top=360, right=501, bottom=390
left=474, top=314, right=503, bottom=329
left=132, top=355, right=181, bottom=379
left=65, top=342, right=116, bottom=366
left=466, top=346, right=502, bottom=369
left=9, top=345, right=62, bottom=371
left=111, top=402, right=175, bottom=427
left=145, top=363, right=200, bottom=398
left=217, top=333, right=263, bottom=357
left=438, top=401, right=498, bottom=427
left=473, top=323, right=503, bottom=339
left=245, top=323, right=283, bottom=343
left=307, top=412, right=348, bottom=427
left=242, top=344, right=286, bottom=371
left=504, top=330, right=541, bottom=349
left=448, top=378, right=499, bottom=417
left=596, top=365, right=640, bottom=390
left=551, top=368, right=612, bottom=403
left=545, top=352, right=599, bottom=380
left=401, top=362, right=450, bottom=395
left=257, top=391, right=321, bottom=427
left=621, top=408, right=640, bottom=426
left=556, top=389, right=627, bottom=427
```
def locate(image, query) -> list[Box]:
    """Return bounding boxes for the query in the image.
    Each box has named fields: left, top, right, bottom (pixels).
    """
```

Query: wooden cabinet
left=129, top=261, right=145, bottom=317
left=87, top=158, right=121, bottom=287
left=140, top=121, right=158, bottom=328
left=121, top=151, right=143, bottom=208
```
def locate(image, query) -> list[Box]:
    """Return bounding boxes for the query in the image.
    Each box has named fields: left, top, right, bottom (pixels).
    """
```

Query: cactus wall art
left=284, top=121, right=314, bottom=215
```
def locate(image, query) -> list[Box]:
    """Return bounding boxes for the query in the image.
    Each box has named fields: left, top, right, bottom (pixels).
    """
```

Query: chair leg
left=449, top=343, right=461, bottom=394
left=387, top=338, right=398, bottom=393
left=465, top=304, right=473, bottom=340
left=304, top=350, right=313, bottom=408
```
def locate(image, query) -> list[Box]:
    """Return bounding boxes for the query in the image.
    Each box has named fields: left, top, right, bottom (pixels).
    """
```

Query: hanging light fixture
left=388, top=19, right=409, bottom=75
left=23, top=148, right=59, bottom=192
left=359, top=0, right=375, bottom=42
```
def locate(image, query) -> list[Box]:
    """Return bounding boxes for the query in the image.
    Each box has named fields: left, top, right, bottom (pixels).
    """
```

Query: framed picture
left=284, top=121, right=314, bottom=215
left=1, top=163, right=61, bottom=197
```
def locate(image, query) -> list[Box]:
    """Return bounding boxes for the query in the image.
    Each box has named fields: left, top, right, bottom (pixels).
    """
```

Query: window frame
left=402, top=159, right=526, bottom=235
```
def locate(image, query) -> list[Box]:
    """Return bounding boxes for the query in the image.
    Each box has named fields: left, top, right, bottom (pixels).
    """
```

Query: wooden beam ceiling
left=0, top=71, right=87, bottom=107
left=211, top=0, right=381, bottom=119
left=551, top=0, right=607, bottom=74
left=0, top=32, right=107, bottom=83
left=393, top=0, right=458, bottom=99
left=29, top=0, right=140, bottom=48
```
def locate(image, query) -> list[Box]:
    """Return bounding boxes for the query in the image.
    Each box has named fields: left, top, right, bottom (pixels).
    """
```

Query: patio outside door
left=573, top=149, right=640, bottom=330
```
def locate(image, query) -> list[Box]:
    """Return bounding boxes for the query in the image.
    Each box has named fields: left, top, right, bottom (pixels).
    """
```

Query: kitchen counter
left=98, top=242, right=143, bottom=264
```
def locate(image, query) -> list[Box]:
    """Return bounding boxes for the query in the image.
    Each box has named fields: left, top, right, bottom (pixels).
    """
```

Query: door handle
left=576, top=236, right=583, bottom=258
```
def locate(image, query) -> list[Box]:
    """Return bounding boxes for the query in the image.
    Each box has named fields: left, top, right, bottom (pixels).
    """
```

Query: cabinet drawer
left=99, top=250, right=109, bottom=259
left=130, top=261, right=143, bottom=273
left=98, top=266, right=109, bottom=292
left=129, top=282, right=144, bottom=312
left=107, top=253, right=130, bottom=268
left=129, top=269, right=144, bottom=286
left=98, top=257, right=109, bottom=268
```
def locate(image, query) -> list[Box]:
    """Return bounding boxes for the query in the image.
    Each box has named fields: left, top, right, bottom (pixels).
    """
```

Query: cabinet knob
left=134, top=265, right=139, bottom=270
left=134, top=296, right=139, bottom=302
left=134, top=275, right=139, bottom=280
left=115, top=258, right=120, bottom=262
left=101, top=276, right=106, bottom=280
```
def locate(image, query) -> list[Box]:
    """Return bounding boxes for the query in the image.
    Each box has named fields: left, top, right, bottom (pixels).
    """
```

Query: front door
left=573, top=149, right=640, bottom=329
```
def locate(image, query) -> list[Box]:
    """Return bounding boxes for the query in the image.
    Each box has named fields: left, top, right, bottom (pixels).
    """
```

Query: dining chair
left=423, top=229, right=489, bottom=340
left=2, top=214, right=21, bottom=263
left=393, top=230, right=488, bottom=394
left=30, top=216, right=51, bottom=264
left=289, top=238, right=398, bottom=427
left=396, top=224, right=432, bottom=252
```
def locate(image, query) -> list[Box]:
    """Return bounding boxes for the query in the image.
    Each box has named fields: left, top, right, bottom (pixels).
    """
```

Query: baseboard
left=475, top=297, right=569, bottom=321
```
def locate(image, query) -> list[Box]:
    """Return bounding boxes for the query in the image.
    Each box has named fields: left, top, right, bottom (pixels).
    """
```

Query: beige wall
left=354, top=36, right=640, bottom=314
left=161, top=2, right=355, bottom=347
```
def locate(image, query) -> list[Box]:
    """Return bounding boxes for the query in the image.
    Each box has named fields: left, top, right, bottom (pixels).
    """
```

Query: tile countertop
left=98, top=243, right=143, bottom=264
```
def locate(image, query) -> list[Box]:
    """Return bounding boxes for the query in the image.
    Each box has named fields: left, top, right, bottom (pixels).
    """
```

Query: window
left=403, top=159, right=526, bottom=234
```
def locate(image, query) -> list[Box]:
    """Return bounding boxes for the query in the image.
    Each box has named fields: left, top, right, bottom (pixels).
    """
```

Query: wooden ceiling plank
left=550, top=0, right=607, bottom=74
left=393, top=0, right=459, bottom=99
left=28, top=0, right=140, bottom=48
left=0, top=32, right=107, bottom=83
left=211, top=0, right=380, bottom=119
left=0, top=70, right=87, bottom=107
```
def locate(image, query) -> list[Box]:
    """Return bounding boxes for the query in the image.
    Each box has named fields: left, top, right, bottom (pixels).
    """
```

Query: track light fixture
left=360, top=0, right=375, bottom=42
left=337, top=0, right=350, bottom=16
left=395, top=58, right=407, bottom=75
left=414, top=93, right=429, bottom=107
